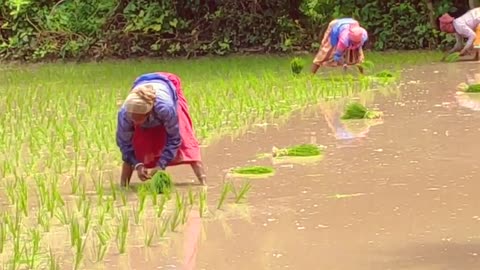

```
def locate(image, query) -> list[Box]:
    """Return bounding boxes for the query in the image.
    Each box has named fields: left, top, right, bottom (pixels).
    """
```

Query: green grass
left=0, top=51, right=441, bottom=268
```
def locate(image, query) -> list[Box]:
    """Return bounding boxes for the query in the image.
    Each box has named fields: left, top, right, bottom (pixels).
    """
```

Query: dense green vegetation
left=0, top=0, right=468, bottom=61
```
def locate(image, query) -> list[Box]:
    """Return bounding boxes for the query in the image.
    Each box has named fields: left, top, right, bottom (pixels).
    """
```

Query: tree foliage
left=0, top=0, right=469, bottom=61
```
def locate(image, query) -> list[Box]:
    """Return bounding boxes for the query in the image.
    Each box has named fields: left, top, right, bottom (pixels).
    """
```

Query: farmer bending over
left=311, top=18, right=368, bottom=75
left=439, top=8, right=480, bottom=60
left=116, top=72, right=207, bottom=187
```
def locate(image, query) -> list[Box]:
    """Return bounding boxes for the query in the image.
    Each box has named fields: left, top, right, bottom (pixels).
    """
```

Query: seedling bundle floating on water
left=341, top=102, right=383, bottom=120
left=466, top=84, right=480, bottom=93
left=272, top=143, right=323, bottom=157
left=230, top=166, right=275, bottom=179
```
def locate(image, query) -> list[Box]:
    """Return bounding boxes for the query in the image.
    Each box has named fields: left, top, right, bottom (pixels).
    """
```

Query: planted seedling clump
left=290, top=57, right=305, bottom=75
left=341, top=102, right=383, bottom=120
left=272, top=144, right=323, bottom=157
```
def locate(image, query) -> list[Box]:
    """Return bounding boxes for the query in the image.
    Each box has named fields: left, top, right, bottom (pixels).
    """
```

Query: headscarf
left=439, top=13, right=455, bottom=33
left=349, top=26, right=367, bottom=43
left=123, top=84, right=156, bottom=114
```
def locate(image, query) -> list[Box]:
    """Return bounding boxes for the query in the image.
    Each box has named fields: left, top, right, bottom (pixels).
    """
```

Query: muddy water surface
left=115, top=63, right=480, bottom=270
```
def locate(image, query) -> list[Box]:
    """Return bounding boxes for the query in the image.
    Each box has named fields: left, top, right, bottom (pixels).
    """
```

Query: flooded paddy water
left=2, top=56, right=480, bottom=270
left=160, top=63, right=480, bottom=270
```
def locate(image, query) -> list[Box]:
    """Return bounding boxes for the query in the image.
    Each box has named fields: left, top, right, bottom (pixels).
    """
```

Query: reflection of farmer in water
left=116, top=72, right=207, bottom=187
left=181, top=210, right=202, bottom=270
left=311, top=18, right=368, bottom=75
left=438, top=8, right=480, bottom=60
left=455, top=73, right=480, bottom=111
left=320, top=100, right=383, bottom=146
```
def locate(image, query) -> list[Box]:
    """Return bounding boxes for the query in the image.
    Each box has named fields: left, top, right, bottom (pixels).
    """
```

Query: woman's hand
left=135, top=163, right=150, bottom=181
left=148, top=166, right=164, bottom=178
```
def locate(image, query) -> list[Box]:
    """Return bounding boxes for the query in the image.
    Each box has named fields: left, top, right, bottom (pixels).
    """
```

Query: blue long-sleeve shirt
left=116, top=73, right=181, bottom=169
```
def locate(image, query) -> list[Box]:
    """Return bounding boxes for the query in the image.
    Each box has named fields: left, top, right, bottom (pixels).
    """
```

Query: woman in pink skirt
left=116, top=72, right=207, bottom=187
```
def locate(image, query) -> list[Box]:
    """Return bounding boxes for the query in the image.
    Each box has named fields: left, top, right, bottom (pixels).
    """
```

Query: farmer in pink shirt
left=439, top=8, right=480, bottom=60
left=311, top=18, right=368, bottom=74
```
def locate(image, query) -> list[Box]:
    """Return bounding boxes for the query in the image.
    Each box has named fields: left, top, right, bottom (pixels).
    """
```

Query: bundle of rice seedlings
left=374, top=70, right=394, bottom=78
left=341, top=102, right=383, bottom=120
left=140, top=171, right=173, bottom=194
left=465, top=84, right=480, bottom=93
left=232, top=166, right=274, bottom=175
left=290, top=57, right=304, bottom=75
left=358, top=60, right=375, bottom=70
left=272, top=144, right=323, bottom=157
left=444, top=52, right=461, bottom=63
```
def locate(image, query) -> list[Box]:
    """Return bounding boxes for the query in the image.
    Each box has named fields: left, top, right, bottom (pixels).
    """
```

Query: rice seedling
left=25, top=228, right=41, bottom=269
left=155, top=195, right=167, bottom=218
left=341, top=102, right=383, bottom=120
left=188, top=188, right=195, bottom=206
left=158, top=216, right=171, bottom=238
left=37, top=209, right=51, bottom=232
left=90, top=227, right=110, bottom=263
left=232, top=180, right=252, bottom=204
left=116, top=209, right=129, bottom=254
left=70, top=215, right=81, bottom=247
left=48, top=247, right=61, bottom=270
left=70, top=177, right=81, bottom=195
left=132, top=203, right=144, bottom=226
left=119, top=189, right=128, bottom=206
left=109, top=177, right=117, bottom=200
left=170, top=204, right=183, bottom=232
left=55, top=205, right=70, bottom=225
left=143, top=223, right=156, bottom=247
left=0, top=221, right=6, bottom=254
left=198, top=188, right=208, bottom=218
left=217, top=182, right=233, bottom=210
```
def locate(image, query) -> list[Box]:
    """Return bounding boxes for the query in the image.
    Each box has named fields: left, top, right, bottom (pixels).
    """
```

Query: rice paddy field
left=2, top=50, right=480, bottom=269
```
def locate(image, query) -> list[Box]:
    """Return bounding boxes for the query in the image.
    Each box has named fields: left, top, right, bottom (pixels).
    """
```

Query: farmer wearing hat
left=116, top=72, right=207, bottom=187
left=439, top=8, right=480, bottom=60
left=311, top=18, right=368, bottom=74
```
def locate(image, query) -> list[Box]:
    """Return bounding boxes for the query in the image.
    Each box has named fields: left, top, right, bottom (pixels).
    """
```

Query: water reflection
left=181, top=210, right=202, bottom=270
left=455, top=73, right=480, bottom=111
left=319, top=98, right=384, bottom=148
